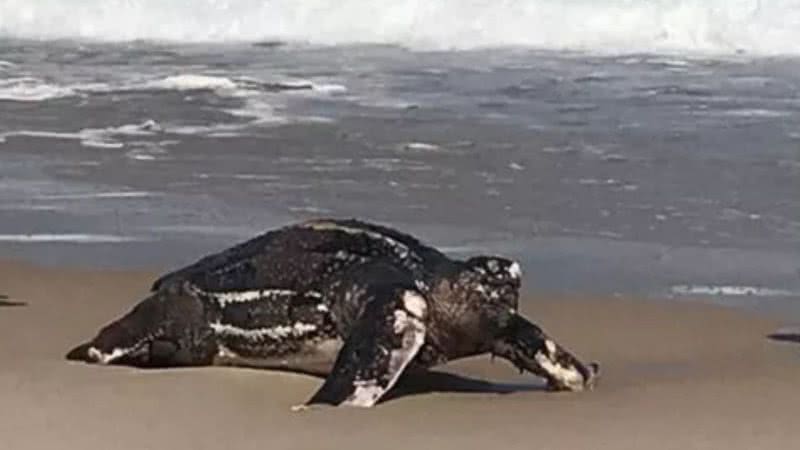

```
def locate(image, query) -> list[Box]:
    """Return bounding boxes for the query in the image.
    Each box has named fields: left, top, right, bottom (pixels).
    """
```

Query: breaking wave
left=1, top=0, right=799, bottom=55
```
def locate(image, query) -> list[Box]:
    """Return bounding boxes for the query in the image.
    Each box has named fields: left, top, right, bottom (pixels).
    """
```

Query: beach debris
left=768, top=327, right=800, bottom=344
left=0, top=294, right=26, bottom=307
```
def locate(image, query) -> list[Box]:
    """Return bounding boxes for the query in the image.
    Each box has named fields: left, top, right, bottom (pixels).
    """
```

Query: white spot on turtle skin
left=545, top=340, right=557, bottom=355
left=315, top=303, right=329, bottom=312
left=216, top=343, right=239, bottom=359
left=534, top=351, right=585, bottom=391
left=393, top=310, right=409, bottom=334
left=508, top=262, right=522, bottom=280
left=402, top=290, right=427, bottom=318
left=346, top=382, right=385, bottom=408
left=87, top=346, right=132, bottom=364
left=210, top=321, right=317, bottom=341
left=192, top=287, right=296, bottom=307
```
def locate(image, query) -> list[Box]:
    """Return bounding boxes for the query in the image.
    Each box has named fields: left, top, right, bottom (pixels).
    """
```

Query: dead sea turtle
left=67, top=218, right=598, bottom=407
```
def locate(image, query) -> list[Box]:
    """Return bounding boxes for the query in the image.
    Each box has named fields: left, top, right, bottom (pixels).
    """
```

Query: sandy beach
left=1, top=259, right=797, bottom=450
left=3, top=3, right=800, bottom=449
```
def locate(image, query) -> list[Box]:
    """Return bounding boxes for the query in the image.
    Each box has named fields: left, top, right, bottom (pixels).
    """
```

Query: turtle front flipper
left=492, top=313, right=598, bottom=392
left=304, top=286, right=428, bottom=408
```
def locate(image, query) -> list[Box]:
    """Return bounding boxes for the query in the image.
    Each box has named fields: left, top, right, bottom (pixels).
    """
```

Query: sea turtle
left=67, top=218, right=598, bottom=407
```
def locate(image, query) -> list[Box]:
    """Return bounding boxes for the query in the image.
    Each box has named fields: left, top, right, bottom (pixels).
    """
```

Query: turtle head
left=461, top=255, right=522, bottom=312
left=436, top=256, right=599, bottom=391
left=426, top=256, right=523, bottom=356
left=459, top=257, right=598, bottom=391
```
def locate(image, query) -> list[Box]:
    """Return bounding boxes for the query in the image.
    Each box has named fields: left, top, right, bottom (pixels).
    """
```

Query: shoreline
left=2, top=258, right=799, bottom=449
left=3, top=227, right=800, bottom=322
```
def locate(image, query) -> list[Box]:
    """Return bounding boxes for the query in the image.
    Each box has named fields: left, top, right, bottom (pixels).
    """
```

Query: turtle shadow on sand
left=95, top=363, right=546, bottom=404
left=0, top=294, right=26, bottom=307
left=263, top=367, right=547, bottom=403
left=260, top=367, right=547, bottom=403
left=382, top=370, right=547, bottom=402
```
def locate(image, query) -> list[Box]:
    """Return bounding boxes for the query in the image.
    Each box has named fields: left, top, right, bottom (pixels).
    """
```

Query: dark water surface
left=1, top=41, right=798, bottom=316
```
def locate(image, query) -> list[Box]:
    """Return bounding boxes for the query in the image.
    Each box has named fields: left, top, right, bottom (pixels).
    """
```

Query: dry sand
left=1, top=259, right=798, bottom=450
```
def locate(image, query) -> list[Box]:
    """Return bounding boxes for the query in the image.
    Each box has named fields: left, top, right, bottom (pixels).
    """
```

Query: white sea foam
left=0, top=234, right=144, bottom=243
left=278, top=81, right=347, bottom=95
left=0, top=70, right=342, bottom=141
left=0, top=74, right=342, bottom=136
left=402, top=142, right=442, bottom=152
left=125, top=150, right=156, bottom=161
left=720, top=109, right=793, bottom=118
left=35, top=191, right=155, bottom=200
left=1, top=0, right=799, bottom=55
left=0, top=77, right=77, bottom=101
left=81, top=140, right=125, bottom=149
left=0, top=130, right=82, bottom=141
left=115, top=75, right=344, bottom=99
left=0, top=77, right=116, bottom=102
left=0, top=120, right=165, bottom=147
left=141, top=74, right=238, bottom=92
left=671, top=284, right=798, bottom=297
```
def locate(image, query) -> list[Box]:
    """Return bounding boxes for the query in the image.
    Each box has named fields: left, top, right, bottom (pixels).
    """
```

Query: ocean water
left=1, top=1, right=799, bottom=316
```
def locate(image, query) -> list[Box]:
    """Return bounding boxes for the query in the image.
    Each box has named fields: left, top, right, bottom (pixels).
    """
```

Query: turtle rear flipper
left=66, top=342, right=93, bottom=362
left=65, top=284, right=216, bottom=367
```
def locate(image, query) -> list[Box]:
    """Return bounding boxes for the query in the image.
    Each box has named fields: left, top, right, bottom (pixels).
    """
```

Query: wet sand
left=1, top=259, right=798, bottom=450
